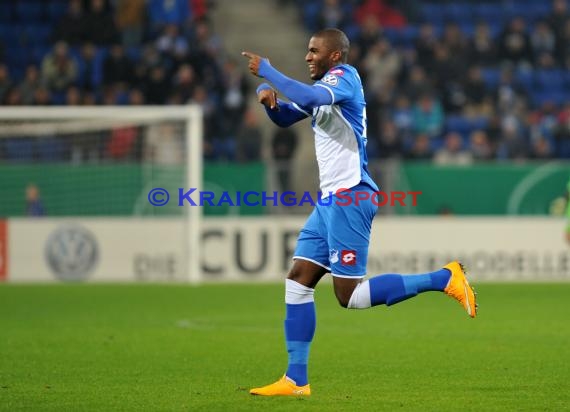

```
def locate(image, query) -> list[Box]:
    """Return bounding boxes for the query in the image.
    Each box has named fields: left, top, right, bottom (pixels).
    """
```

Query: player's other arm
left=242, top=51, right=332, bottom=109
left=256, top=83, right=309, bottom=127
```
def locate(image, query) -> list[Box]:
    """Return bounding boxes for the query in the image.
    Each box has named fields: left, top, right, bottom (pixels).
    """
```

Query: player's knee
left=287, top=266, right=304, bottom=283
left=338, top=297, right=350, bottom=308
left=334, top=290, right=352, bottom=308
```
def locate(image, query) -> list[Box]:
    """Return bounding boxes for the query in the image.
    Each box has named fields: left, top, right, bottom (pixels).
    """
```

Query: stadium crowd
left=1, top=0, right=570, bottom=162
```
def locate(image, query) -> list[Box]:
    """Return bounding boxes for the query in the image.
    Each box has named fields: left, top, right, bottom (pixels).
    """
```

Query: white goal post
left=0, top=106, right=203, bottom=283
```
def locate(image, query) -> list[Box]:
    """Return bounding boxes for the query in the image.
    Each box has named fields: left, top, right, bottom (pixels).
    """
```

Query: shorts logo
left=329, top=68, right=344, bottom=76
left=329, top=249, right=339, bottom=264
left=322, top=74, right=338, bottom=86
left=341, top=250, right=356, bottom=265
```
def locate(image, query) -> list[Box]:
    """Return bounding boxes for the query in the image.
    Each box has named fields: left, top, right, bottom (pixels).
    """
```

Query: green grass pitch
left=0, top=283, right=569, bottom=411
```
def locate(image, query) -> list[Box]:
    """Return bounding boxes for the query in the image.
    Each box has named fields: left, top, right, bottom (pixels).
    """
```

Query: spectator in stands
left=189, top=84, right=215, bottom=126
left=411, top=93, right=444, bottom=138
left=496, top=116, right=529, bottom=160
left=354, top=0, right=406, bottom=29
left=65, top=86, right=82, bottom=105
left=392, top=95, right=413, bottom=138
left=442, top=23, right=469, bottom=62
left=133, top=45, right=168, bottom=90
left=362, top=38, right=401, bottom=94
left=143, top=66, right=169, bottom=104
left=169, top=64, right=198, bottom=103
left=101, top=86, right=118, bottom=105
left=547, top=0, right=569, bottom=39
left=114, top=0, right=146, bottom=47
left=25, top=184, right=46, bottom=217
left=415, top=23, right=438, bottom=70
left=430, top=44, right=463, bottom=92
left=388, top=0, right=421, bottom=24
left=434, top=132, right=473, bottom=165
left=41, top=41, right=78, bottom=93
left=530, top=136, right=554, bottom=159
left=553, top=103, right=570, bottom=157
left=531, top=20, right=557, bottom=65
left=316, top=0, right=348, bottom=32
left=401, top=65, right=432, bottom=102
left=156, top=24, right=189, bottom=63
left=499, top=17, right=532, bottom=69
left=468, top=22, right=499, bottom=67
left=535, top=51, right=557, bottom=70
left=529, top=100, right=559, bottom=141
left=81, top=91, right=97, bottom=106
left=191, top=18, right=223, bottom=57
left=103, top=44, right=134, bottom=89
left=555, top=18, right=570, bottom=66
left=85, top=0, right=119, bottom=46
left=0, top=64, right=13, bottom=105
left=376, top=119, right=404, bottom=159
left=78, top=43, right=99, bottom=92
left=147, top=0, right=191, bottom=34
left=463, top=66, right=491, bottom=117
left=236, top=109, right=263, bottom=163
left=53, top=0, right=87, bottom=45
left=469, top=130, right=494, bottom=161
left=405, top=133, right=433, bottom=160
left=220, top=58, right=250, bottom=140
left=187, top=18, right=224, bottom=92
left=494, top=68, right=526, bottom=115
left=32, top=87, right=52, bottom=106
left=128, top=88, right=145, bottom=105
left=4, top=88, right=23, bottom=106
left=485, top=114, right=503, bottom=149
left=271, top=126, right=298, bottom=192
left=366, top=76, right=398, bottom=137
left=191, top=0, right=209, bottom=20
left=354, top=15, right=384, bottom=61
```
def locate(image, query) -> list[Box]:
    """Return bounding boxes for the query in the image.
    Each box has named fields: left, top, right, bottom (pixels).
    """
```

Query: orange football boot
left=443, top=261, right=478, bottom=318
left=250, top=375, right=311, bottom=396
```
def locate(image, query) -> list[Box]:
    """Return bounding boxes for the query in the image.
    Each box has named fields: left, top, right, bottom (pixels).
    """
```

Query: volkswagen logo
left=45, top=225, right=99, bottom=282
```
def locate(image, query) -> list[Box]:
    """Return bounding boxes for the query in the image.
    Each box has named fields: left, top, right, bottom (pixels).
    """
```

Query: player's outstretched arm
left=242, top=51, right=332, bottom=109
left=257, top=83, right=308, bottom=127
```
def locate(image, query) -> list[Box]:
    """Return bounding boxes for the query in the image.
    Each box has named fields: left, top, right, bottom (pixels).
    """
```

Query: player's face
left=305, top=37, right=336, bottom=80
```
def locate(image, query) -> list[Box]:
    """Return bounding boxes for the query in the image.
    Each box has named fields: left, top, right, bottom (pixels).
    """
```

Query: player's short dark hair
left=313, top=28, right=350, bottom=63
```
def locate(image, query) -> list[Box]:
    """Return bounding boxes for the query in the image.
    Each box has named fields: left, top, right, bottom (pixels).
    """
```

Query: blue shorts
left=293, top=183, right=378, bottom=278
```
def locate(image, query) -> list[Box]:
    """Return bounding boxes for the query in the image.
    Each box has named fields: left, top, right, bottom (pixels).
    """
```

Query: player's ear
left=331, top=50, right=341, bottom=63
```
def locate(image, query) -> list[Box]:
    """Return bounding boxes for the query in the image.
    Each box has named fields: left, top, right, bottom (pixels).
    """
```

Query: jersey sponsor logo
left=329, top=249, right=339, bottom=264
left=329, top=68, right=345, bottom=76
left=322, top=74, right=339, bottom=86
left=341, top=250, right=356, bottom=265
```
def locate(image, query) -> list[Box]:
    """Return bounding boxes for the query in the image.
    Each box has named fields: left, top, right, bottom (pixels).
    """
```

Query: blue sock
left=284, top=301, right=315, bottom=386
left=369, top=268, right=451, bottom=306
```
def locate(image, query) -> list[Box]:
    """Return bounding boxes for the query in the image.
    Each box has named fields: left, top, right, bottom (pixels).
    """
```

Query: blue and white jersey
left=294, top=65, right=378, bottom=197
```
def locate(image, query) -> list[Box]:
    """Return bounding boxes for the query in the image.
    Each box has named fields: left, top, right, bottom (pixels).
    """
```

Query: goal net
left=0, top=106, right=202, bottom=282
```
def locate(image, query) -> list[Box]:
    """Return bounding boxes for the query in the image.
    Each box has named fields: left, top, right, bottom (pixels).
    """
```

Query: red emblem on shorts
left=341, top=250, right=356, bottom=265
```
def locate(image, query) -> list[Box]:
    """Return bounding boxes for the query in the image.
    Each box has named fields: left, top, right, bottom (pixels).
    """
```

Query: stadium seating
left=2, top=0, right=570, bottom=160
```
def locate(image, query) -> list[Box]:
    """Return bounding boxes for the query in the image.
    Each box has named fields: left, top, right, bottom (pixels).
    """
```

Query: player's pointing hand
left=241, top=51, right=267, bottom=78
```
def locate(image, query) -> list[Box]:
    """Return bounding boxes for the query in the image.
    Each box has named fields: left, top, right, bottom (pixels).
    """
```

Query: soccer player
left=242, top=28, right=477, bottom=397
left=566, top=178, right=570, bottom=245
